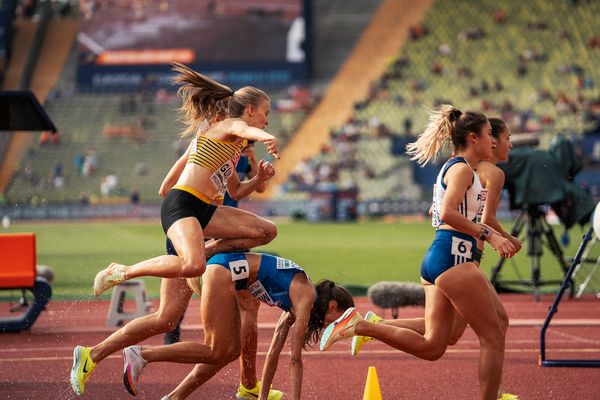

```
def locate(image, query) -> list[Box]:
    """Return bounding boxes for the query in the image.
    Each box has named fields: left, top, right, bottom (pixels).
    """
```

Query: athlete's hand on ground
left=256, top=159, right=276, bottom=182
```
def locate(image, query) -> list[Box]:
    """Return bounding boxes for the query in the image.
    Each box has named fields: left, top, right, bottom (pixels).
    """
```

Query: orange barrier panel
left=0, top=233, right=36, bottom=288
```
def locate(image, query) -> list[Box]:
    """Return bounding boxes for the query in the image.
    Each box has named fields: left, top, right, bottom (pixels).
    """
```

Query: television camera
left=489, top=133, right=596, bottom=300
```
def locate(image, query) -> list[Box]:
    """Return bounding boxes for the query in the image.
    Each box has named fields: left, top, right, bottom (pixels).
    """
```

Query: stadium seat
left=0, top=233, right=52, bottom=333
left=0, top=233, right=36, bottom=288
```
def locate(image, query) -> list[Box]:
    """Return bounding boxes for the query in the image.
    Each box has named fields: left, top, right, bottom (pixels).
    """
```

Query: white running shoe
left=123, top=346, right=147, bottom=396
left=93, top=263, right=126, bottom=296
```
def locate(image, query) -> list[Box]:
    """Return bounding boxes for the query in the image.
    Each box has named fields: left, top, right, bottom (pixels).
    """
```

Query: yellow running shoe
left=351, top=310, right=383, bottom=356
left=498, top=394, right=520, bottom=400
left=320, top=307, right=363, bottom=351
left=93, top=263, right=126, bottom=296
left=236, top=381, right=283, bottom=400
left=70, top=346, right=96, bottom=395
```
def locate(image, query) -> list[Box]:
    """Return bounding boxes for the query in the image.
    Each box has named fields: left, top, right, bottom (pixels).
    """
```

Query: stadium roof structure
left=0, top=90, right=57, bottom=132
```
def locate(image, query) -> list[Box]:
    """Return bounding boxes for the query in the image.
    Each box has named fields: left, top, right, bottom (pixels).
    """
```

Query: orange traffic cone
left=362, top=366, right=382, bottom=400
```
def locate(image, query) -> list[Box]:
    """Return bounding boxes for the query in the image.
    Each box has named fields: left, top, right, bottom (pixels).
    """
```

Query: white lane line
left=1, top=348, right=599, bottom=363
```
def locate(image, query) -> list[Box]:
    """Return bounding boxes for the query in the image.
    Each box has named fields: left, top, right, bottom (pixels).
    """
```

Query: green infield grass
left=0, top=218, right=597, bottom=300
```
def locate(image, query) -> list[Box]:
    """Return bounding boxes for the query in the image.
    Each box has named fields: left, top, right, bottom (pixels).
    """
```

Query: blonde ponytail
left=406, top=105, right=462, bottom=165
left=171, top=62, right=234, bottom=138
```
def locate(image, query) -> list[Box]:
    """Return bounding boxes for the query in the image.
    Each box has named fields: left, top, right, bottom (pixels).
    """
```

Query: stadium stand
left=277, top=0, right=600, bottom=204
left=263, top=0, right=433, bottom=200
left=2, top=0, right=598, bottom=212
left=1, top=12, right=78, bottom=200
left=2, top=0, right=381, bottom=206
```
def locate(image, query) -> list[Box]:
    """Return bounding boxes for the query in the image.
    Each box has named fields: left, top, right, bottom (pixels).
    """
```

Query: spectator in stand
left=38, top=130, right=61, bottom=145
left=50, top=131, right=61, bottom=144
left=39, top=131, right=50, bottom=145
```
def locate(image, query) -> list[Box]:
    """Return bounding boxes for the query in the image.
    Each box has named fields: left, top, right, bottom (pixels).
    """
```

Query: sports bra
left=431, top=157, right=487, bottom=227
left=188, top=135, right=248, bottom=172
left=187, top=131, right=248, bottom=203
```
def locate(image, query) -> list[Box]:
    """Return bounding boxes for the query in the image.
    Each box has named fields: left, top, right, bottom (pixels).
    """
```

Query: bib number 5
left=229, top=259, right=249, bottom=281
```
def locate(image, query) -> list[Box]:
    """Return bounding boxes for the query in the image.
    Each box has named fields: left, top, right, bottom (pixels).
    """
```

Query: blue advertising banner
left=77, top=0, right=310, bottom=90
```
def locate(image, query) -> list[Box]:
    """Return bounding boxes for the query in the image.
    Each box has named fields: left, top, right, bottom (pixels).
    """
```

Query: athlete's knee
left=422, top=344, right=448, bottom=361
left=480, top=327, right=505, bottom=351
left=498, top=311, right=509, bottom=335
left=155, top=311, right=185, bottom=332
left=258, top=219, right=277, bottom=243
left=448, top=325, right=467, bottom=346
left=420, top=336, right=449, bottom=361
left=448, top=335, right=460, bottom=346
left=212, top=342, right=241, bottom=365
left=180, top=256, right=206, bottom=277
left=125, top=312, right=175, bottom=335
left=225, top=344, right=242, bottom=364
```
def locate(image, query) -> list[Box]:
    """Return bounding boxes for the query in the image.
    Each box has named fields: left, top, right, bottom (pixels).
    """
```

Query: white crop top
left=431, top=157, right=487, bottom=227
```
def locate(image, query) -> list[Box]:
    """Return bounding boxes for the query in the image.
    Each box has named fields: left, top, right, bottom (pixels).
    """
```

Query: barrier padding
left=0, top=233, right=36, bottom=288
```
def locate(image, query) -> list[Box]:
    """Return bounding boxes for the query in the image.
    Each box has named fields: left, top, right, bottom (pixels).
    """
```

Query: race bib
left=431, top=184, right=441, bottom=227
left=210, top=155, right=240, bottom=197
left=229, top=259, right=249, bottom=281
left=475, top=189, right=488, bottom=223
left=276, top=257, right=303, bottom=271
left=247, top=280, right=276, bottom=307
left=451, top=236, right=472, bottom=259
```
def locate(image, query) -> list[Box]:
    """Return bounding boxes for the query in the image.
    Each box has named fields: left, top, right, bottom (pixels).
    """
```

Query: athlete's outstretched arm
left=208, top=118, right=279, bottom=158
left=259, top=312, right=294, bottom=400
left=286, top=301, right=312, bottom=400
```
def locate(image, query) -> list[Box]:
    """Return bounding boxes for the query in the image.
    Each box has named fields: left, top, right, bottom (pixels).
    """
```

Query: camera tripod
left=489, top=205, right=573, bottom=301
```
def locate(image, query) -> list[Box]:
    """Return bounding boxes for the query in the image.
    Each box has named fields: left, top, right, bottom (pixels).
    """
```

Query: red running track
left=1, top=294, right=599, bottom=399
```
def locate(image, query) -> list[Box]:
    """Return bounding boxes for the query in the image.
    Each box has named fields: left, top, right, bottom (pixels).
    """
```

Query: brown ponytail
left=304, top=280, right=354, bottom=348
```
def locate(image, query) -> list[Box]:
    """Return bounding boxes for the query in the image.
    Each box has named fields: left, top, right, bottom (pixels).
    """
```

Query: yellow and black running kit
left=160, top=135, right=248, bottom=234
left=187, top=135, right=248, bottom=204
left=188, top=135, right=248, bottom=173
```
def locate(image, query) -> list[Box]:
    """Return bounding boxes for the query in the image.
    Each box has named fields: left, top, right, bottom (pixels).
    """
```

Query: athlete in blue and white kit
left=320, top=105, right=517, bottom=400
left=349, top=117, right=521, bottom=360
left=122, top=252, right=354, bottom=400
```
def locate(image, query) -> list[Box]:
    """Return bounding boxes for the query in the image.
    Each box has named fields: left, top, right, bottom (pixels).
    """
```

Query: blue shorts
left=420, top=230, right=482, bottom=284
left=207, top=253, right=305, bottom=312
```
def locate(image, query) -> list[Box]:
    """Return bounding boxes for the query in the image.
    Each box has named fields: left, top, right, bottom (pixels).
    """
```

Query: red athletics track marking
left=1, top=295, right=599, bottom=399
